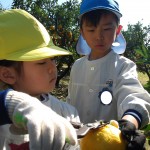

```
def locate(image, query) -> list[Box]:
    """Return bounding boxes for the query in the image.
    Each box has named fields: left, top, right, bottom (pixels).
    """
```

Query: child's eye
left=88, top=29, right=94, bottom=32
left=104, top=28, right=112, bottom=31
left=86, top=28, right=95, bottom=32
left=86, top=27, right=95, bottom=32
left=37, top=62, right=46, bottom=65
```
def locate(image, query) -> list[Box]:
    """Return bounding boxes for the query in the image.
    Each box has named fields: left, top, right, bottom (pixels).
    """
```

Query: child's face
left=13, top=58, right=57, bottom=96
left=81, top=13, right=119, bottom=59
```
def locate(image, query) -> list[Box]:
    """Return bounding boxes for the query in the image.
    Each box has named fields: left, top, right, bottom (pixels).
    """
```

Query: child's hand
left=6, top=91, right=77, bottom=150
left=118, top=119, right=146, bottom=150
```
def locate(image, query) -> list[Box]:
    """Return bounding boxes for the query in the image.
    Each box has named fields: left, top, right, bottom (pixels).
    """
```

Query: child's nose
left=48, top=61, right=56, bottom=73
left=95, top=31, right=104, bottom=40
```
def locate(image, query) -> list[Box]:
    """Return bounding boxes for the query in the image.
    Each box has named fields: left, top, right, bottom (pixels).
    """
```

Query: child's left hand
left=118, top=119, right=146, bottom=150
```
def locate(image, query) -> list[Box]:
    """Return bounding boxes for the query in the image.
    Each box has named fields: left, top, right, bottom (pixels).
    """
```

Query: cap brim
left=6, top=41, right=72, bottom=61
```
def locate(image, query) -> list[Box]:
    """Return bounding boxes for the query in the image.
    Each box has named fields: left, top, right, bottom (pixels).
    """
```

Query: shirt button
left=91, top=67, right=94, bottom=70
left=89, top=89, right=93, bottom=92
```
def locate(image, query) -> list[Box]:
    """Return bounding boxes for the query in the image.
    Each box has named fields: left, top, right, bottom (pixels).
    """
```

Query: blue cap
left=79, top=0, right=122, bottom=19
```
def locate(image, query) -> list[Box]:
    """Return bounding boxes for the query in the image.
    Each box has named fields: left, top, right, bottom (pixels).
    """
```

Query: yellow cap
left=0, top=9, right=71, bottom=61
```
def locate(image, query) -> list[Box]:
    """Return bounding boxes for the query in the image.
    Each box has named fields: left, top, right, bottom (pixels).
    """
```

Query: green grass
left=138, top=72, right=149, bottom=85
left=138, top=72, right=150, bottom=149
left=145, top=140, right=150, bottom=150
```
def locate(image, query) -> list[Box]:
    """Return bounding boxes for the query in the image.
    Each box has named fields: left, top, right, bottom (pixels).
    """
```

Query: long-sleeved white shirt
left=0, top=93, right=80, bottom=150
left=67, top=50, right=150, bottom=128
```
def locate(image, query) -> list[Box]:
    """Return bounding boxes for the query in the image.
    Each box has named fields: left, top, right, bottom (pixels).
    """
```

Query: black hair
left=80, top=9, right=119, bottom=29
left=0, top=60, right=23, bottom=75
left=0, top=60, right=18, bottom=67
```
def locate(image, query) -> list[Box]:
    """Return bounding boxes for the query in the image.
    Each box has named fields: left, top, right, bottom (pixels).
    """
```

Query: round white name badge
left=99, top=88, right=112, bottom=105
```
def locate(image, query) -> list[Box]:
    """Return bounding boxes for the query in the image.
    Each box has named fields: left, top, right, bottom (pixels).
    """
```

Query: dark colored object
left=0, top=89, right=12, bottom=125
left=71, top=121, right=109, bottom=139
left=56, top=55, right=74, bottom=87
left=118, top=119, right=146, bottom=150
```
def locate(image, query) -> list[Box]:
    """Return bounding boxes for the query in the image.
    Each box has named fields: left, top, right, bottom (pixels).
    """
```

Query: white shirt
left=67, top=50, right=150, bottom=127
left=0, top=94, right=80, bottom=150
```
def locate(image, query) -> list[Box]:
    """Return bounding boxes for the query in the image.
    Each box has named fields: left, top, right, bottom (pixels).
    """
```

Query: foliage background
left=1, top=0, right=150, bottom=90
left=0, top=0, right=150, bottom=148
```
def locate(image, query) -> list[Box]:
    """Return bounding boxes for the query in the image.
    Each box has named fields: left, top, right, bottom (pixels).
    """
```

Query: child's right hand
left=6, top=91, right=77, bottom=150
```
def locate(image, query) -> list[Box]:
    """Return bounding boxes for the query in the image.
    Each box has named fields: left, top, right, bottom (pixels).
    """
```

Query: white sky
left=1, top=0, right=150, bottom=30
left=117, top=0, right=150, bottom=30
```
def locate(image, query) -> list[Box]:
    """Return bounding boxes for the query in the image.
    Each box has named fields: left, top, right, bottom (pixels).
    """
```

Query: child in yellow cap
left=0, top=9, right=79, bottom=150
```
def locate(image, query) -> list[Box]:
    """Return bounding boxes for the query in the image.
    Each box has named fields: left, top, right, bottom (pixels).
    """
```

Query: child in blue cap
left=67, top=0, right=150, bottom=149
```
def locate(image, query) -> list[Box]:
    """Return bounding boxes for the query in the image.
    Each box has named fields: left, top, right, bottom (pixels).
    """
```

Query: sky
left=1, top=0, right=150, bottom=30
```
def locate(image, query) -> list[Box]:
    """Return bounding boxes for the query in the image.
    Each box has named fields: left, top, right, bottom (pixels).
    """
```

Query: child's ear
left=116, top=25, right=122, bottom=35
left=0, top=67, right=17, bottom=85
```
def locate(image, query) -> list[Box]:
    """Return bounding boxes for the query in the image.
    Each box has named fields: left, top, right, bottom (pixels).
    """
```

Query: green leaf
left=142, top=124, right=150, bottom=131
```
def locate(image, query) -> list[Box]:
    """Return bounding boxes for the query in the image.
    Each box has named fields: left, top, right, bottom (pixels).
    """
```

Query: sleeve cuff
left=122, top=109, right=142, bottom=128
left=5, top=90, right=26, bottom=121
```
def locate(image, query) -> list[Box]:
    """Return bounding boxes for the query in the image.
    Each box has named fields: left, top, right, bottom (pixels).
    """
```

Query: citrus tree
left=123, top=22, right=150, bottom=83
